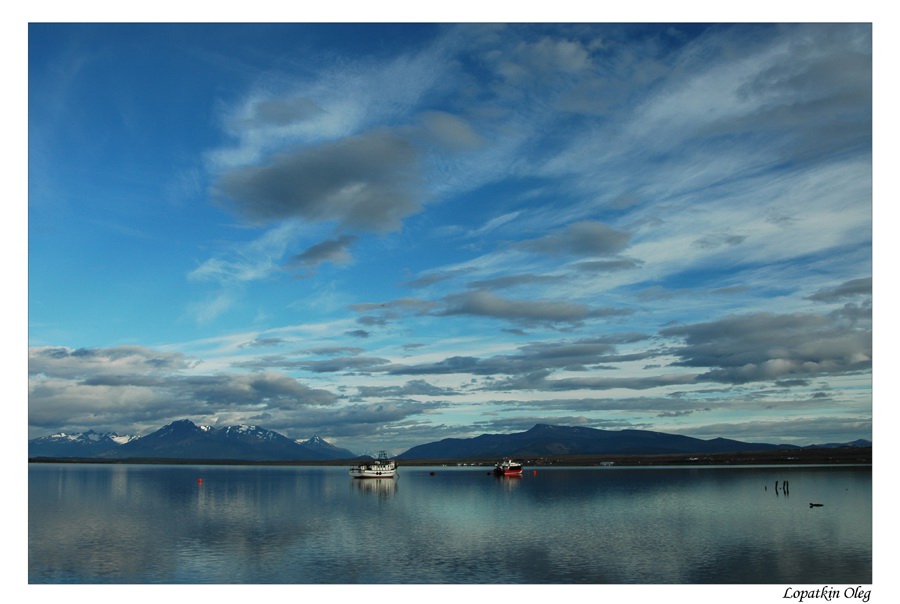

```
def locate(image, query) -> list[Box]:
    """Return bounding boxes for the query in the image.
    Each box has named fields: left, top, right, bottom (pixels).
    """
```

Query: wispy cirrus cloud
left=188, top=220, right=307, bottom=284
left=29, top=23, right=872, bottom=451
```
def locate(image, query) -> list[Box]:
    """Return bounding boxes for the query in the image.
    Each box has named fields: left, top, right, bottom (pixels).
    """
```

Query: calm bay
left=28, top=463, right=871, bottom=584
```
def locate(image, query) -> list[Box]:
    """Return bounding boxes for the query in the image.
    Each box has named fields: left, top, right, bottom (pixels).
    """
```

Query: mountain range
left=27, top=429, right=137, bottom=458
left=28, top=420, right=871, bottom=462
left=28, top=419, right=356, bottom=461
left=396, top=423, right=859, bottom=459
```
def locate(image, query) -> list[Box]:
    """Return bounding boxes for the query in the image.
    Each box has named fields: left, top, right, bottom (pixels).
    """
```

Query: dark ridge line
left=28, top=446, right=871, bottom=467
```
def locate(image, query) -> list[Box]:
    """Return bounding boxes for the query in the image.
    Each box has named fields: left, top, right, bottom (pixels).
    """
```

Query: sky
left=26, top=21, right=874, bottom=455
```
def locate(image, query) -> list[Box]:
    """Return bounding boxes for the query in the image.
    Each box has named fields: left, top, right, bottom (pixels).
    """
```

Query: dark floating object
left=429, top=471, right=436, bottom=476
left=810, top=503, right=824, bottom=507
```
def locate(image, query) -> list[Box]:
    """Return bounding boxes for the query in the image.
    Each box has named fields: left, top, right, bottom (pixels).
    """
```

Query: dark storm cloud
left=440, top=290, right=588, bottom=322
left=246, top=95, right=324, bottom=127
left=277, top=400, right=450, bottom=439
left=349, top=297, right=439, bottom=326
left=29, top=345, right=340, bottom=435
left=466, top=274, right=567, bottom=290
left=79, top=374, right=171, bottom=388
left=807, top=276, right=872, bottom=302
left=520, top=221, right=631, bottom=256
left=729, top=25, right=871, bottom=163
left=239, top=337, right=286, bottom=348
left=512, top=336, right=651, bottom=369
left=491, top=395, right=707, bottom=415
left=387, top=334, right=655, bottom=377
left=438, top=289, right=632, bottom=325
left=295, top=355, right=389, bottom=373
left=830, top=300, right=872, bottom=324
left=233, top=355, right=390, bottom=374
left=692, top=233, right=746, bottom=249
left=215, top=129, right=423, bottom=232
left=303, top=346, right=365, bottom=356
left=387, top=355, right=483, bottom=376
left=344, top=329, right=371, bottom=339
left=183, top=372, right=339, bottom=408
left=417, top=110, right=486, bottom=151
left=661, top=311, right=871, bottom=384
left=288, top=234, right=358, bottom=268
left=403, top=269, right=472, bottom=288
left=357, top=315, right=388, bottom=327
left=471, top=416, right=615, bottom=434
left=572, top=258, right=644, bottom=273
left=351, top=298, right=439, bottom=314
left=503, top=328, right=529, bottom=336
left=656, top=410, right=697, bottom=417
left=774, top=379, right=812, bottom=388
left=29, top=346, right=196, bottom=379
left=356, top=379, right=462, bottom=398
left=666, top=416, right=872, bottom=444
left=488, top=371, right=698, bottom=391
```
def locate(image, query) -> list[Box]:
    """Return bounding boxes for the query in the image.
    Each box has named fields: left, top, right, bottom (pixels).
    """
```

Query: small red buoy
left=533, top=470, right=537, bottom=476
left=197, top=478, right=203, bottom=484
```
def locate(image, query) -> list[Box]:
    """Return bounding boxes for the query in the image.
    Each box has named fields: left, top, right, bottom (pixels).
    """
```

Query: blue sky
left=27, top=21, right=873, bottom=454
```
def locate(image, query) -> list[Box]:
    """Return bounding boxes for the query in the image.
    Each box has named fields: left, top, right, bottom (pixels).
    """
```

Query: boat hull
left=350, top=469, right=397, bottom=478
left=493, top=459, right=523, bottom=475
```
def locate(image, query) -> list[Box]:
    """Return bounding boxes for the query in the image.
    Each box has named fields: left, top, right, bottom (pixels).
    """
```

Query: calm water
left=28, top=463, right=871, bottom=584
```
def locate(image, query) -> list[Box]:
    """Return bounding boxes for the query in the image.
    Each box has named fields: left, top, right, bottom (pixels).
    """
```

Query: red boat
left=493, top=459, right=523, bottom=475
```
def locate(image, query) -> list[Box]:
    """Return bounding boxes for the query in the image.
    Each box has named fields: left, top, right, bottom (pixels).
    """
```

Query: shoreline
left=28, top=446, right=872, bottom=467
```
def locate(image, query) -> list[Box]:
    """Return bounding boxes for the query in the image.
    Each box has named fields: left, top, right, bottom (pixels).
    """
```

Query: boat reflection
left=493, top=473, right=522, bottom=490
left=351, top=476, right=398, bottom=496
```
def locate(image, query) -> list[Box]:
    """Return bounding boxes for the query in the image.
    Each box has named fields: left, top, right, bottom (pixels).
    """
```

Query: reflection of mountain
left=398, top=424, right=866, bottom=459
left=29, top=419, right=357, bottom=461
left=29, top=465, right=371, bottom=582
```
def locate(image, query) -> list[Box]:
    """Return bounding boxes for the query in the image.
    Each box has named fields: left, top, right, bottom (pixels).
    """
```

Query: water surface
left=28, top=463, right=871, bottom=584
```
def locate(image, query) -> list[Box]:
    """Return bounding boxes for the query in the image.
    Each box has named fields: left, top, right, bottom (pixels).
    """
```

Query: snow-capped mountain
left=296, top=435, right=357, bottom=460
left=107, top=420, right=312, bottom=460
left=28, top=420, right=358, bottom=461
left=28, top=430, right=136, bottom=458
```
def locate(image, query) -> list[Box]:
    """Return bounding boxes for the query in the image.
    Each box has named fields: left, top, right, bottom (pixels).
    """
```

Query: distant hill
left=397, top=424, right=815, bottom=459
left=805, top=439, right=872, bottom=449
left=29, top=419, right=357, bottom=461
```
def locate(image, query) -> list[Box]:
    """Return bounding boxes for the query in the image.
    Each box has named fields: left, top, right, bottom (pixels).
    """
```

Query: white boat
left=493, top=458, right=523, bottom=475
left=349, top=451, right=397, bottom=478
